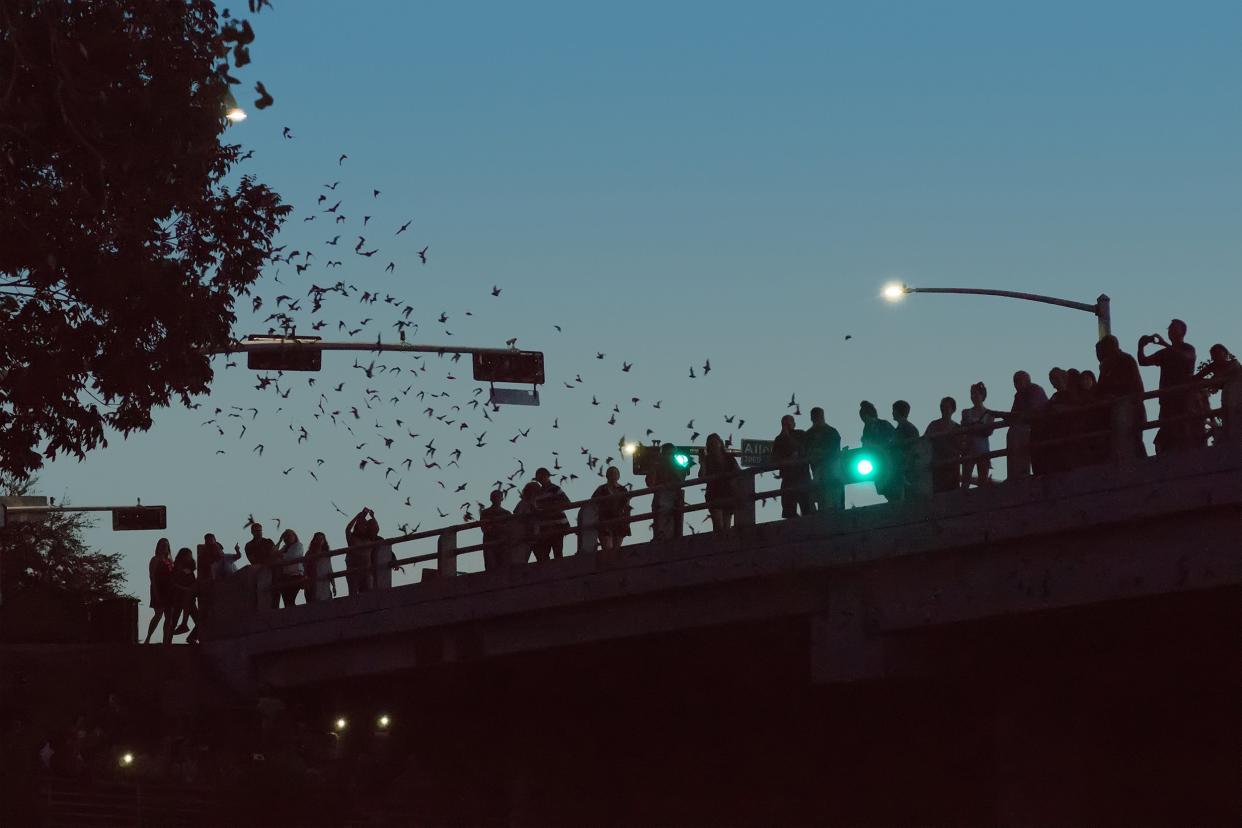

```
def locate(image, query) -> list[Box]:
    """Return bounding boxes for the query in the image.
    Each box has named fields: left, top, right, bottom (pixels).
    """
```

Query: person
left=304, top=532, right=336, bottom=601
left=534, top=467, right=572, bottom=559
left=143, top=539, right=175, bottom=645
left=274, top=529, right=305, bottom=608
left=591, top=466, right=632, bottom=553
left=1005, top=371, right=1048, bottom=478
left=197, top=533, right=222, bottom=586
left=170, top=548, right=199, bottom=642
left=216, top=540, right=243, bottom=579
left=1194, top=344, right=1239, bottom=445
left=479, top=490, right=512, bottom=571
left=699, top=433, right=741, bottom=532
left=924, top=396, right=961, bottom=493
left=244, top=523, right=276, bottom=568
left=803, top=408, right=842, bottom=513
left=344, top=508, right=379, bottom=595
left=1096, top=334, right=1147, bottom=460
left=514, top=482, right=546, bottom=562
left=1138, top=319, right=1199, bottom=453
left=859, top=401, right=898, bottom=500
left=772, top=414, right=812, bottom=518
left=891, top=401, right=919, bottom=501
left=959, top=382, right=995, bottom=487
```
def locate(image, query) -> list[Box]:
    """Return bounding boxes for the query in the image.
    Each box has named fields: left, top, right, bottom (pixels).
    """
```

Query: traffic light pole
left=215, top=337, right=526, bottom=359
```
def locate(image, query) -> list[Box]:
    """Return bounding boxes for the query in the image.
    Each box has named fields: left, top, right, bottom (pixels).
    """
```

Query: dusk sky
left=36, top=1, right=1241, bottom=615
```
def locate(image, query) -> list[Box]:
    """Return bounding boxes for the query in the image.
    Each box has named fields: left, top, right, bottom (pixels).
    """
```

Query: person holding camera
left=1138, top=319, right=1199, bottom=453
left=344, top=507, right=380, bottom=595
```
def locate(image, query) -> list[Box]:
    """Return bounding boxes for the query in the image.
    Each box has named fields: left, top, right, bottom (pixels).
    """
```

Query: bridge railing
left=235, top=373, right=1241, bottom=611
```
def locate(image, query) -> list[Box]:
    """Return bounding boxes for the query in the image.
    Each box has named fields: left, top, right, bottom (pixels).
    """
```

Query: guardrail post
left=437, top=531, right=457, bottom=577
left=653, top=488, right=681, bottom=541
left=577, top=502, right=599, bottom=556
left=906, top=438, right=932, bottom=499
left=374, top=542, right=394, bottom=589
left=1110, top=398, right=1142, bottom=464
left=1222, top=374, right=1242, bottom=444
left=734, top=475, right=756, bottom=528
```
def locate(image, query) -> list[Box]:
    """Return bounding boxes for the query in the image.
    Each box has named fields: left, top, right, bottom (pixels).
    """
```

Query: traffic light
left=630, top=444, right=659, bottom=476
left=472, top=351, right=545, bottom=385
left=671, top=449, right=694, bottom=470
left=247, top=346, right=322, bottom=372
left=839, top=448, right=886, bottom=485
left=112, top=506, right=167, bottom=531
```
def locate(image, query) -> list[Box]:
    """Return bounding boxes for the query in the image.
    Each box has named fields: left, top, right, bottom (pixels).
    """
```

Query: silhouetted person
left=924, top=396, right=961, bottom=493
left=773, top=414, right=812, bottom=517
left=859, top=401, right=898, bottom=500
left=700, top=432, right=741, bottom=532
left=1006, top=371, right=1048, bottom=478
left=1096, top=335, right=1147, bottom=461
left=1196, top=344, right=1241, bottom=445
left=170, top=547, right=198, bottom=642
left=891, top=401, right=919, bottom=501
left=479, top=489, right=512, bottom=571
left=535, top=467, right=571, bottom=559
left=960, top=382, right=995, bottom=487
left=804, top=408, right=842, bottom=513
left=1138, top=319, right=1199, bottom=453
left=195, top=533, right=228, bottom=618
left=305, top=532, right=336, bottom=601
left=344, top=508, right=379, bottom=594
left=143, top=538, right=175, bottom=645
left=514, top=482, right=546, bottom=562
left=592, top=466, right=632, bottom=553
left=244, top=523, right=276, bottom=567
left=275, top=529, right=304, bottom=608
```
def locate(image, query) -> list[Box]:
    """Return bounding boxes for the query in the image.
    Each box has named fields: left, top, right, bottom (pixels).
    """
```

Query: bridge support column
left=437, top=531, right=457, bottom=577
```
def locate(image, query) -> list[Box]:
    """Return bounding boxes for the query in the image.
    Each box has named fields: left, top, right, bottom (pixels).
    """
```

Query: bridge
left=194, top=378, right=1241, bottom=825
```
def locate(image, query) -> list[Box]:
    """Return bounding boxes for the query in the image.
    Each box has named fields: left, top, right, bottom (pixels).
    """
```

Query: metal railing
left=230, top=373, right=1241, bottom=611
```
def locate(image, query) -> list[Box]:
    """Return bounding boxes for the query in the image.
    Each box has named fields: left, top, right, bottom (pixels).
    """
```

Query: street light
left=222, top=89, right=247, bottom=123
left=882, top=281, right=1111, bottom=340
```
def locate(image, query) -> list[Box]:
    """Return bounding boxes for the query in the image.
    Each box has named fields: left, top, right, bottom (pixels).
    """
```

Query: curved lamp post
left=882, top=283, right=1111, bottom=340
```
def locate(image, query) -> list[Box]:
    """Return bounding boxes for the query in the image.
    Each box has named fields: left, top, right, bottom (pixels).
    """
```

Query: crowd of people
left=144, top=321, right=1237, bottom=623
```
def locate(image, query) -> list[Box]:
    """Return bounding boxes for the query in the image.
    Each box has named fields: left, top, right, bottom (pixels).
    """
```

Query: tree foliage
left=0, top=0, right=289, bottom=479
left=0, top=473, right=129, bottom=603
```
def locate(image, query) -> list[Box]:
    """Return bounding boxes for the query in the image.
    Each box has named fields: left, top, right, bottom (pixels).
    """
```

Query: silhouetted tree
left=0, top=0, right=288, bottom=479
left=0, top=474, right=128, bottom=603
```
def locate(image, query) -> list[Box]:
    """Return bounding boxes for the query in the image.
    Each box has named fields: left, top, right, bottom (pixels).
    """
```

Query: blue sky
left=36, top=1, right=1242, bottom=613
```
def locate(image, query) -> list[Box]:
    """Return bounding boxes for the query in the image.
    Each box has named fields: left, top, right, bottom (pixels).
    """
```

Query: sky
left=34, top=1, right=1242, bottom=617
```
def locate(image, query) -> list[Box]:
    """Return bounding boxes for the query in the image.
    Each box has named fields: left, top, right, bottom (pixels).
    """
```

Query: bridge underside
left=294, top=586, right=1239, bottom=827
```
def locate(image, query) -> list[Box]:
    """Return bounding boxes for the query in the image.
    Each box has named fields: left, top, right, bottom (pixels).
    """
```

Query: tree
left=0, top=473, right=128, bottom=603
left=0, top=0, right=289, bottom=479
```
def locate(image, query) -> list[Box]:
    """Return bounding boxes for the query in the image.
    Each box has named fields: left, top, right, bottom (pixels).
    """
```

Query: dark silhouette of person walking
left=479, top=490, right=512, bottom=571
left=772, top=414, right=812, bottom=517
left=534, top=467, right=571, bottom=560
left=274, top=529, right=305, bottom=608
left=1138, top=319, right=1199, bottom=453
left=924, top=396, right=961, bottom=493
left=592, top=466, right=632, bottom=554
left=700, top=433, right=741, bottom=532
left=859, top=401, right=898, bottom=500
left=804, top=408, right=842, bottom=513
left=143, top=539, right=175, bottom=645
left=170, top=547, right=199, bottom=643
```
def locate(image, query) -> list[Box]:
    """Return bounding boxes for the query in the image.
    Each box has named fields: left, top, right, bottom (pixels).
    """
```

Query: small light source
left=119, top=752, right=134, bottom=767
left=377, top=714, right=391, bottom=729
left=882, top=282, right=906, bottom=302
left=225, top=107, right=247, bottom=123
left=622, top=442, right=638, bottom=456
left=334, top=717, right=348, bottom=732
left=673, top=452, right=691, bottom=469
left=856, top=458, right=874, bottom=476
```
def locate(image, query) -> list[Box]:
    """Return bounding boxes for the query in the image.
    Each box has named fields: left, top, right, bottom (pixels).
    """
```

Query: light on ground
left=377, top=714, right=391, bottom=729
left=856, top=459, right=874, bottom=476
left=882, top=282, right=907, bottom=302
left=334, top=717, right=348, bottom=732
left=119, top=752, right=134, bottom=767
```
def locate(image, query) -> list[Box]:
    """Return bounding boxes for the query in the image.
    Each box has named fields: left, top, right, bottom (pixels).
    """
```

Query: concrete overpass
left=197, top=439, right=1241, bottom=825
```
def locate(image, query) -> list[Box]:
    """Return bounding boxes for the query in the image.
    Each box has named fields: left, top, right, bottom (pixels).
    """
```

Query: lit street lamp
left=882, top=282, right=1112, bottom=340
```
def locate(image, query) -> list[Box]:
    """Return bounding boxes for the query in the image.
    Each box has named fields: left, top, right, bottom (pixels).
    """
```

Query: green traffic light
left=673, top=453, right=691, bottom=469
left=856, top=458, right=874, bottom=476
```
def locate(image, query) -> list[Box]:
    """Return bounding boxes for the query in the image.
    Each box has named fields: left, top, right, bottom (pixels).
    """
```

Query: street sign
left=0, top=496, right=50, bottom=528
left=472, top=350, right=545, bottom=385
left=488, top=387, right=541, bottom=407
left=740, top=439, right=774, bottom=468
left=112, top=506, right=167, bottom=531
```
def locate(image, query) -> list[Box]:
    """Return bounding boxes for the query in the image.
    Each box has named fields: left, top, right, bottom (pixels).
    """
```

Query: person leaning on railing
left=699, top=433, right=741, bottom=532
left=1095, top=335, right=1147, bottom=460
left=923, top=396, right=962, bottom=493
left=591, top=466, right=632, bottom=553
left=480, top=489, right=513, bottom=570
